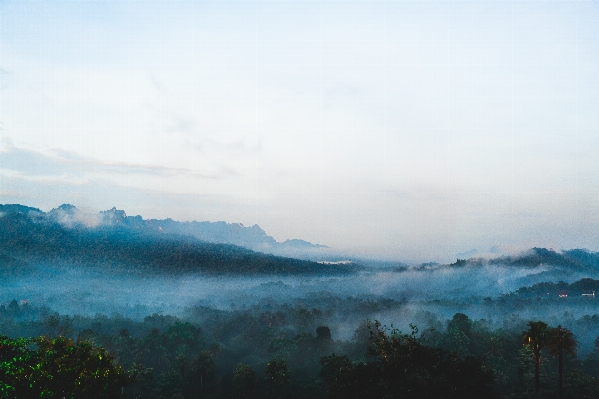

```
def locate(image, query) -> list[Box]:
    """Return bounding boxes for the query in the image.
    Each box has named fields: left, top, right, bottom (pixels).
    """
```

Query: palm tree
left=191, top=351, right=215, bottom=397
left=547, top=325, right=577, bottom=399
left=523, top=321, right=549, bottom=398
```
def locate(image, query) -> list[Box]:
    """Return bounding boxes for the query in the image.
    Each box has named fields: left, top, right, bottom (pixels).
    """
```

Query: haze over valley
left=2, top=1, right=599, bottom=397
left=3, top=203, right=599, bottom=348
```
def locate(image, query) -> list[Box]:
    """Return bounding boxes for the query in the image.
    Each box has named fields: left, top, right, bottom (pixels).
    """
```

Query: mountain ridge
left=0, top=203, right=328, bottom=256
left=3, top=203, right=598, bottom=274
left=445, top=247, right=599, bottom=272
left=0, top=204, right=350, bottom=276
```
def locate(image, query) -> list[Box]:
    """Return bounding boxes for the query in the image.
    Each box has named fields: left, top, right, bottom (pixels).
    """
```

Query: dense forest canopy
left=3, top=296, right=599, bottom=398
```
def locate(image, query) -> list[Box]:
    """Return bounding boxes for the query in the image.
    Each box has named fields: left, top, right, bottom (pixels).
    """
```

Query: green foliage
left=264, top=359, right=291, bottom=399
left=514, top=346, right=536, bottom=395
left=439, top=326, right=470, bottom=356
left=547, top=325, right=577, bottom=358
left=447, top=312, right=472, bottom=336
left=192, top=350, right=215, bottom=380
left=523, top=320, right=550, bottom=396
left=548, top=325, right=578, bottom=399
left=4, top=295, right=599, bottom=398
left=154, top=369, right=183, bottom=399
left=164, top=321, right=204, bottom=355
left=563, top=369, right=599, bottom=398
left=191, top=350, right=215, bottom=397
left=0, top=334, right=131, bottom=398
left=231, top=363, right=257, bottom=399
left=320, top=321, right=495, bottom=399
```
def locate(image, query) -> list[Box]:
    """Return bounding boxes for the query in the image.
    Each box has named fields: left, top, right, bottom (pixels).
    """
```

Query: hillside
left=0, top=204, right=351, bottom=276
left=444, top=247, right=599, bottom=272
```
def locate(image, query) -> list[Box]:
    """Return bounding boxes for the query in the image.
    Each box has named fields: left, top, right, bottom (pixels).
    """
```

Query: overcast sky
left=1, top=1, right=598, bottom=263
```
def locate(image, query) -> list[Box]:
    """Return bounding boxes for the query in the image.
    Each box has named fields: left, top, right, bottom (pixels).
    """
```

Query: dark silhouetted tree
left=154, top=369, right=182, bottom=399
left=231, top=363, right=256, bottom=399
left=563, top=369, right=599, bottom=399
left=320, top=321, right=495, bottom=399
left=264, top=359, right=291, bottom=399
left=191, top=350, right=215, bottom=397
left=316, top=326, right=331, bottom=341
left=547, top=325, right=577, bottom=399
left=523, top=321, right=550, bottom=398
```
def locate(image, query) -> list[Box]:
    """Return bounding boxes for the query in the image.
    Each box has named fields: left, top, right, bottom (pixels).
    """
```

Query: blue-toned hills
left=446, top=247, right=599, bottom=272
left=0, top=204, right=347, bottom=276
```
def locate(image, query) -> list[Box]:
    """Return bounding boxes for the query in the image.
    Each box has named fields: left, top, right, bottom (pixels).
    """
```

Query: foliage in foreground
left=4, top=296, right=599, bottom=398
left=320, top=322, right=495, bottom=399
left=0, top=335, right=131, bottom=398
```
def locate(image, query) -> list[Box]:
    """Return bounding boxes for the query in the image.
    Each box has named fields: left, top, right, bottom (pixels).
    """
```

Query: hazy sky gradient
left=1, top=1, right=598, bottom=262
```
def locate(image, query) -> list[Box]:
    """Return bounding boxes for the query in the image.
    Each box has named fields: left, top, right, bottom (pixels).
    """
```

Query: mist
left=4, top=257, right=599, bottom=349
left=0, top=260, right=578, bottom=315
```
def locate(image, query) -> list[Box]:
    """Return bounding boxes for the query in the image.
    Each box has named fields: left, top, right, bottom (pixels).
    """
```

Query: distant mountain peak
left=0, top=204, right=350, bottom=276
left=456, top=248, right=478, bottom=259
left=281, top=239, right=328, bottom=249
left=248, top=224, right=267, bottom=233
left=100, top=207, right=127, bottom=223
left=0, top=203, right=329, bottom=259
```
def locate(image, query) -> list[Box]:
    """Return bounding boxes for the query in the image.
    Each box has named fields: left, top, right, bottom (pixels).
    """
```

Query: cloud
left=192, top=137, right=257, bottom=155
left=167, top=115, right=196, bottom=134
left=49, top=148, right=86, bottom=161
left=50, top=206, right=103, bottom=228
left=1, top=142, right=69, bottom=177
left=0, top=142, right=235, bottom=180
left=0, top=173, right=261, bottom=226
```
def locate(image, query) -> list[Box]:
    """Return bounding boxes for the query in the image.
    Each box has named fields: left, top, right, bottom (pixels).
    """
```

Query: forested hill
left=0, top=204, right=328, bottom=256
left=445, top=247, right=599, bottom=272
left=0, top=204, right=353, bottom=276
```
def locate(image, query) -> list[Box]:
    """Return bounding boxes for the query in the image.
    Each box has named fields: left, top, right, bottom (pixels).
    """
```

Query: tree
left=43, top=313, right=60, bottom=337
left=191, top=350, right=215, bottom=397
left=438, top=313, right=475, bottom=356
left=231, top=363, right=256, bottom=399
left=164, top=321, right=204, bottom=355
left=439, top=325, right=470, bottom=356
left=126, top=362, right=153, bottom=399
left=447, top=313, right=472, bottom=337
left=523, top=321, right=550, bottom=398
left=316, top=326, right=331, bottom=341
left=154, top=369, right=182, bottom=399
left=563, top=369, right=599, bottom=399
left=320, top=321, right=495, bottom=399
left=547, top=325, right=577, bottom=399
left=0, top=334, right=132, bottom=398
left=264, top=359, right=291, bottom=399
left=7, top=300, right=19, bottom=314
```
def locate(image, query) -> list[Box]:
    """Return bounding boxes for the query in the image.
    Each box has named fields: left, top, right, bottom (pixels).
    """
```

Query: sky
left=1, top=1, right=598, bottom=263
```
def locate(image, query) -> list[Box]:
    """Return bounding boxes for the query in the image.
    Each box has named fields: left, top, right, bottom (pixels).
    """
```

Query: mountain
left=488, top=247, right=599, bottom=270
left=33, top=204, right=328, bottom=257
left=446, top=247, right=599, bottom=272
left=508, top=277, right=599, bottom=299
left=143, top=219, right=329, bottom=258
left=0, top=204, right=351, bottom=276
left=0, top=204, right=43, bottom=215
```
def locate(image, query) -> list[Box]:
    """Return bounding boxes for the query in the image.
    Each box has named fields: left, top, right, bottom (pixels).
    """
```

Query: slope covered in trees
left=0, top=206, right=353, bottom=276
left=3, top=300, right=599, bottom=398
